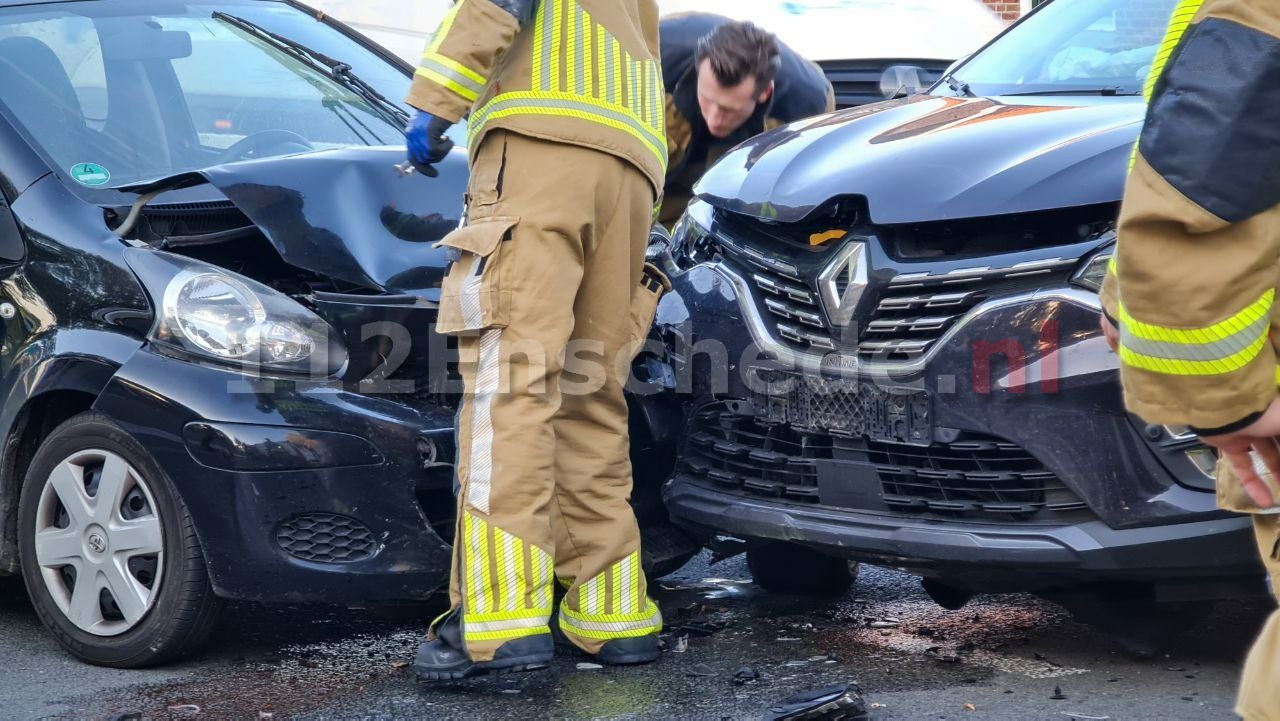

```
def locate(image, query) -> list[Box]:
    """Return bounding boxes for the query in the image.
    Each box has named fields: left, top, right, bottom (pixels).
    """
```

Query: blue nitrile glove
left=405, top=111, right=455, bottom=178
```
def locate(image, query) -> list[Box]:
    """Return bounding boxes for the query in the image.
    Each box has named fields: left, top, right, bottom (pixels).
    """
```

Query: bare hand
left=1099, top=313, right=1119, bottom=352
left=1198, top=399, right=1280, bottom=508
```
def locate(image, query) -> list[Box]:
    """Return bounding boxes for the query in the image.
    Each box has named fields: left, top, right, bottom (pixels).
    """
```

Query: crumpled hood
left=127, top=147, right=466, bottom=296
left=694, top=95, right=1145, bottom=225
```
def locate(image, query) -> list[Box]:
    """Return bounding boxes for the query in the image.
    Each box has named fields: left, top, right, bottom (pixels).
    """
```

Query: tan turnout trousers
left=433, top=129, right=664, bottom=661
left=1239, top=512, right=1280, bottom=720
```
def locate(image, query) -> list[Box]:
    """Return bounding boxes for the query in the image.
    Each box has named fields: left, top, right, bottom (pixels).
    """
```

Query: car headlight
left=670, top=198, right=715, bottom=267
left=124, top=248, right=347, bottom=376
left=1070, top=244, right=1114, bottom=293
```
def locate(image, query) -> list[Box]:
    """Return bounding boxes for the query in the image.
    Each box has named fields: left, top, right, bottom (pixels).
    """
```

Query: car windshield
left=0, top=0, right=422, bottom=189
left=938, top=0, right=1181, bottom=97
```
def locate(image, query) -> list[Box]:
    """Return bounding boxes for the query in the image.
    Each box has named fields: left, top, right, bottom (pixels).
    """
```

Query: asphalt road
left=1, top=553, right=1272, bottom=720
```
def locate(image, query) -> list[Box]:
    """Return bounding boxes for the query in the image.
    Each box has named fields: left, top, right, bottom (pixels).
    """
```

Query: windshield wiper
left=943, top=73, right=975, bottom=97
left=212, top=12, right=409, bottom=128
left=1002, top=86, right=1140, bottom=97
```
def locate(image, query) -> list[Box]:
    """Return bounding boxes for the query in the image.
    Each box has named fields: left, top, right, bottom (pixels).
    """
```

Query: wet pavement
left=2, top=553, right=1272, bottom=720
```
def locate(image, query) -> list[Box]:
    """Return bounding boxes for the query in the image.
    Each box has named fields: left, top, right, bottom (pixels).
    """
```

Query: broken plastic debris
left=964, top=703, right=976, bottom=711
left=685, top=663, right=717, bottom=677
left=765, top=684, right=869, bottom=721
left=776, top=637, right=802, bottom=642
left=168, top=706, right=201, bottom=715
left=576, top=662, right=603, bottom=670
left=868, top=620, right=900, bottom=629
left=734, top=667, right=760, bottom=685
left=1062, top=714, right=1109, bottom=720
left=673, top=635, right=690, bottom=653
left=390, top=660, right=410, bottom=670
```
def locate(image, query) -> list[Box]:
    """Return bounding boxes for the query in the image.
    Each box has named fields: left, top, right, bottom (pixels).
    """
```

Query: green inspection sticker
left=69, top=162, right=111, bottom=186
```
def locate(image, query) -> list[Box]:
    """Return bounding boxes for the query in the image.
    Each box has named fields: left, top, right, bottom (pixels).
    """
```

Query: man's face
left=696, top=58, right=773, bottom=138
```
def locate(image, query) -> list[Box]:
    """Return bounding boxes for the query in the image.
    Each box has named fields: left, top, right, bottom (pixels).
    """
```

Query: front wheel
left=747, top=542, right=858, bottom=596
left=17, top=412, right=221, bottom=667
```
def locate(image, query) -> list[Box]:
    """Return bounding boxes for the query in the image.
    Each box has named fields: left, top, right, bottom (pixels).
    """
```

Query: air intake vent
left=277, top=513, right=379, bottom=563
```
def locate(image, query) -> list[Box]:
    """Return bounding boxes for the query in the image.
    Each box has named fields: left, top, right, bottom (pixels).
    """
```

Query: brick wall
left=981, top=0, right=1022, bottom=22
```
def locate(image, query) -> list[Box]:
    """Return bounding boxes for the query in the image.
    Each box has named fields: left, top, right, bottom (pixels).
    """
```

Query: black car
left=654, top=0, right=1263, bottom=636
left=0, top=0, right=695, bottom=667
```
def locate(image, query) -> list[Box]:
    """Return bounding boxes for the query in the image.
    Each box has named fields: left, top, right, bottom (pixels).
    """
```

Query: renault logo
left=817, top=241, right=868, bottom=329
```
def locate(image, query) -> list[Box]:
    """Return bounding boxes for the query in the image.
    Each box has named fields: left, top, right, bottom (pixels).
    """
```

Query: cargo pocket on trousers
left=435, top=216, right=518, bottom=335
left=628, top=262, right=672, bottom=345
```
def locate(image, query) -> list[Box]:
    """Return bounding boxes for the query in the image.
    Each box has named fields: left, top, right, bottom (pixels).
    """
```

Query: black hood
left=694, top=95, right=1145, bottom=225
left=123, top=147, right=466, bottom=296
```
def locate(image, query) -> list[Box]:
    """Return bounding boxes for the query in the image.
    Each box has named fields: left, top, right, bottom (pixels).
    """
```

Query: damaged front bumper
left=657, top=251, right=1260, bottom=594
left=93, top=346, right=457, bottom=604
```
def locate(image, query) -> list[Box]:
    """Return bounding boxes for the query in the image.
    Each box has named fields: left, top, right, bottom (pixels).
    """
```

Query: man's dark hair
left=695, top=21, right=782, bottom=94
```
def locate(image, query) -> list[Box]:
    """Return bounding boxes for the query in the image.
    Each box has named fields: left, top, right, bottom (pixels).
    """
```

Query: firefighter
left=657, top=14, right=834, bottom=226
left=1101, top=1, right=1280, bottom=717
left=402, top=0, right=668, bottom=680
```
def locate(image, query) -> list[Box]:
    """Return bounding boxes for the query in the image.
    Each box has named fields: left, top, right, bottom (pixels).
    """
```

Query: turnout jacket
left=405, top=0, right=667, bottom=193
left=658, top=13, right=834, bottom=223
left=1102, top=0, right=1280, bottom=507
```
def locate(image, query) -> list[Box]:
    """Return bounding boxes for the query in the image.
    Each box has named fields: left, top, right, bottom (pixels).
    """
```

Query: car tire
left=747, top=542, right=858, bottom=596
left=17, top=411, right=221, bottom=668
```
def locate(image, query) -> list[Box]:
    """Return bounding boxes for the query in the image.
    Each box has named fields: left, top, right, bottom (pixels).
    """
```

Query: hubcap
left=34, top=449, right=164, bottom=636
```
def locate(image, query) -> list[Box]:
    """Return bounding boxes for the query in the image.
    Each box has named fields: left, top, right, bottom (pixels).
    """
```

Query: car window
left=940, top=0, right=1181, bottom=96
left=0, top=15, right=106, bottom=126
left=0, top=0, right=424, bottom=190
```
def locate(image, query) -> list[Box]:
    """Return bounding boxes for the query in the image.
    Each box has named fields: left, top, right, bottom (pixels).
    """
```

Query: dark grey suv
left=651, top=0, right=1262, bottom=639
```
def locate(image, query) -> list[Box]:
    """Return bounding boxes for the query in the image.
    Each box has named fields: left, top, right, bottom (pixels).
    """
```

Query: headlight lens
left=125, top=248, right=347, bottom=376
left=1071, top=244, right=1113, bottom=292
left=671, top=198, right=715, bottom=267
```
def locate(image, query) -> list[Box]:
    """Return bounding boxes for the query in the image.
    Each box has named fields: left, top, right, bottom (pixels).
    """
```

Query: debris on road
left=733, top=667, right=760, bottom=685
left=964, top=702, right=977, bottom=711
left=1051, top=685, right=1068, bottom=700
left=685, top=664, right=717, bottom=677
left=576, top=662, right=603, bottom=671
left=167, top=705, right=201, bottom=715
left=1062, top=713, right=1109, bottom=720
left=765, top=684, right=869, bottom=721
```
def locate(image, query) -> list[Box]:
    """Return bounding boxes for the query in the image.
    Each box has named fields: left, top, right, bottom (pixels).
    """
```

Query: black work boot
left=551, top=617, right=660, bottom=666
left=414, top=611, right=553, bottom=681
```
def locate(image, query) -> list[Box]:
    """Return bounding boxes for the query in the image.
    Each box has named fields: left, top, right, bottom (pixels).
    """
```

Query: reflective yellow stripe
left=1119, top=334, right=1267, bottom=376
left=465, top=626, right=550, bottom=642
left=427, top=0, right=466, bottom=54
left=596, top=25, right=606, bottom=99
left=1131, top=0, right=1204, bottom=171
left=534, top=545, right=554, bottom=611
left=582, top=6, right=593, bottom=98
left=416, top=67, right=479, bottom=102
left=566, top=0, right=577, bottom=94
left=558, top=600, right=662, bottom=640
left=610, top=558, right=623, bottom=615
left=422, top=50, right=486, bottom=87
left=1119, top=290, right=1272, bottom=344
left=1144, top=0, right=1204, bottom=101
left=466, top=609, right=548, bottom=622
left=471, top=91, right=667, bottom=167
left=550, top=0, right=562, bottom=92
